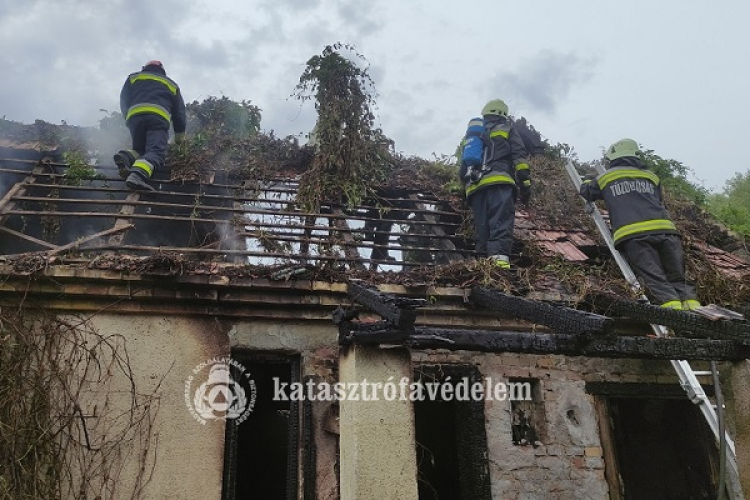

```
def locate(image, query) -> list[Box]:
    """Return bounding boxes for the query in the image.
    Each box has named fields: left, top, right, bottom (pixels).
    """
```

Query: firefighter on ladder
left=579, top=138, right=702, bottom=311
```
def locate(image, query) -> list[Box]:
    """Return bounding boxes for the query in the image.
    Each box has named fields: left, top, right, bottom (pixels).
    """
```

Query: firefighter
left=579, top=138, right=701, bottom=310
left=460, top=99, right=531, bottom=269
left=115, top=60, right=186, bottom=191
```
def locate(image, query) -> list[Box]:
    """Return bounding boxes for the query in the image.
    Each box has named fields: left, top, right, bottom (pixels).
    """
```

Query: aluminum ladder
left=564, top=159, right=744, bottom=499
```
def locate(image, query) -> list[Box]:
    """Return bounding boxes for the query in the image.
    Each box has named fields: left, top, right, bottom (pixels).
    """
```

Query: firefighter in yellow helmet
left=459, top=99, right=531, bottom=269
left=579, top=138, right=701, bottom=310
left=115, top=60, right=187, bottom=191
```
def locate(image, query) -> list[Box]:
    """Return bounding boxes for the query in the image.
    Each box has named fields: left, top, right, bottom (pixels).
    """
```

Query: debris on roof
left=0, top=111, right=748, bottom=310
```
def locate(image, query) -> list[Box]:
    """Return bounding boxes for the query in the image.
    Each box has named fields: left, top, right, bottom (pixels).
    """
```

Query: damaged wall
left=411, top=350, right=725, bottom=500
left=2, top=276, right=746, bottom=500
left=56, top=313, right=230, bottom=500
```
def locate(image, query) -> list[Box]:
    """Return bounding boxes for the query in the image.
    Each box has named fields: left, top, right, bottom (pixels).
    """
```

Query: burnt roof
left=0, top=127, right=748, bottom=309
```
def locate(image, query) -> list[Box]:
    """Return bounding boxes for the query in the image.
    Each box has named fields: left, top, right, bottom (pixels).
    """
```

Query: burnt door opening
left=414, top=365, right=491, bottom=500
left=415, top=397, right=460, bottom=499
left=609, top=397, right=719, bottom=500
left=223, top=354, right=299, bottom=500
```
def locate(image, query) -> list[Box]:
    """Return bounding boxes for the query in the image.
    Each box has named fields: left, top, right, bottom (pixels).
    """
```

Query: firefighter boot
left=125, top=172, right=155, bottom=191
left=114, top=150, right=136, bottom=179
left=490, top=255, right=511, bottom=270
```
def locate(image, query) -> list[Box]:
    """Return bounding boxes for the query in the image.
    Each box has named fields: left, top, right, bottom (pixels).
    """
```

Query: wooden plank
left=243, top=231, right=463, bottom=253
left=585, top=381, right=713, bottom=398
left=14, top=194, right=459, bottom=219
left=107, top=192, right=140, bottom=249
left=230, top=198, right=247, bottom=264
left=7, top=209, right=230, bottom=225
left=14, top=189, right=459, bottom=227
left=408, top=194, right=464, bottom=263
left=0, top=183, right=27, bottom=215
left=346, top=327, right=750, bottom=360
left=0, top=165, right=46, bottom=226
left=0, top=225, right=57, bottom=249
left=694, top=304, right=746, bottom=321
left=330, top=208, right=365, bottom=271
left=66, top=244, right=433, bottom=266
left=49, top=224, right=135, bottom=256
left=471, top=287, right=613, bottom=335
left=594, top=397, right=624, bottom=500
left=6, top=208, right=458, bottom=229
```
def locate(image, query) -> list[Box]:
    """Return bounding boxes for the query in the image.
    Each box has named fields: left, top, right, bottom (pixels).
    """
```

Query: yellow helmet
left=605, top=138, right=639, bottom=161
left=482, top=99, right=509, bottom=117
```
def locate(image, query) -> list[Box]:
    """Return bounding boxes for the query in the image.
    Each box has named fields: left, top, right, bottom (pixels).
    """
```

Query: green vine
left=294, top=43, right=391, bottom=212
left=62, top=150, right=103, bottom=186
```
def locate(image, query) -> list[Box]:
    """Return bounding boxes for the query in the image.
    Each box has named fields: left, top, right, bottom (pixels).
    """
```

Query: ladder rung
left=691, top=371, right=713, bottom=376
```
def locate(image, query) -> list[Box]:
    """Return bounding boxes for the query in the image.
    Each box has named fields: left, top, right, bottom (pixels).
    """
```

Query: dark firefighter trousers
left=469, top=184, right=515, bottom=257
left=127, top=113, right=169, bottom=179
left=619, top=233, right=698, bottom=305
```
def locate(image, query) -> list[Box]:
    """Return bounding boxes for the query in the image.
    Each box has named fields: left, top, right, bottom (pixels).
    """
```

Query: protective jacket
left=461, top=116, right=530, bottom=198
left=120, top=65, right=186, bottom=136
left=579, top=156, right=678, bottom=246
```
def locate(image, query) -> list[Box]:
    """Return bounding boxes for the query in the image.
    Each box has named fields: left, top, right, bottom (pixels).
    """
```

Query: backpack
left=461, top=117, right=486, bottom=167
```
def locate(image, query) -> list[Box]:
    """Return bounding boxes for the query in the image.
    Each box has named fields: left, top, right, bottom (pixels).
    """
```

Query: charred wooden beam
left=585, top=381, right=715, bottom=398
left=330, top=209, right=366, bottom=271
left=408, top=194, right=464, bottom=263
left=338, top=320, right=413, bottom=345
left=589, top=294, right=750, bottom=341
left=0, top=225, right=57, bottom=249
left=15, top=187, right=463, bottom=228
left=347, top=282, right=427, bottom=330
left=339, top=326, right=750, bottom=360
left=0, top=164, right=48, bottom=227
left=107, top=192, right=140, bottom=249
left=244, top=231, right=462, bottom=254
left=471, top=287, right=613, bottom=335
left=50, top=224, right=134, bottom=256
left=70, top=244, right=436, bottom=267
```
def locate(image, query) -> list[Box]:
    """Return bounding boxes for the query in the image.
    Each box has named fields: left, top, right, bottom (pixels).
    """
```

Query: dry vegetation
left=5, top=46, right=750, bottom=500
left=0, top=305, right=159, bottom=499
left=2, top=112, right=749, bottom=307
left=1, top=39, right=749, bottom=309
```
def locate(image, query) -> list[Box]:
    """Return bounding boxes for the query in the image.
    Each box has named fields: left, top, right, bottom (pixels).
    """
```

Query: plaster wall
left=76, top=314, right=230, bottom=500
left=61, top=312, right=747, bottom=500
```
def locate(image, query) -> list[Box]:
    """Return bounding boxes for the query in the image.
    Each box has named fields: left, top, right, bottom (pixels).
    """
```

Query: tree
left=637, top=149, right=708, bottom=206
left=186, top=96, right=261, bottom=139
left=707, top=171, right=750, bottom=236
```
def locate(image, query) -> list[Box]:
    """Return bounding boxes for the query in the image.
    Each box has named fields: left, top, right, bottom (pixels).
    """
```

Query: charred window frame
left=509, top=377, right=546, bottom=447
left=587, top=382, right=720, bottom=500
left=413, top=364, right=491, bottom=500
left=222, top=352, right=300, bottom=500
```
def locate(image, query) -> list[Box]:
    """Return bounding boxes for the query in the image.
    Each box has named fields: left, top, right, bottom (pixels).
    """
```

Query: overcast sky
left=1, top=0, right=748, bottom=191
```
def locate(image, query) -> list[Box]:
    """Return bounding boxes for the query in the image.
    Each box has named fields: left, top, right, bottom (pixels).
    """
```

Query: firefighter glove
left=519, top=180, right=532, bottom=205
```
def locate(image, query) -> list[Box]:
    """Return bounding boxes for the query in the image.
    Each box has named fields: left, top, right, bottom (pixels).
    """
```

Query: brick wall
left=411, top=351, right=685, bottom=500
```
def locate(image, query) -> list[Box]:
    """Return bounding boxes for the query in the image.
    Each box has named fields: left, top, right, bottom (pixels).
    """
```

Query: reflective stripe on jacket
left=579, top=157, right=678, bottom=245
left=464, top=117, right=530, bottom=197
left=120, top=68, right=186, bottom=134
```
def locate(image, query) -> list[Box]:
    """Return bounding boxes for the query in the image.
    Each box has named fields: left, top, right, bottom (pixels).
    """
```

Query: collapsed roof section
left=0, top=127, right=748, bottom=308
left=0, top=143, right=466, bottom=268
